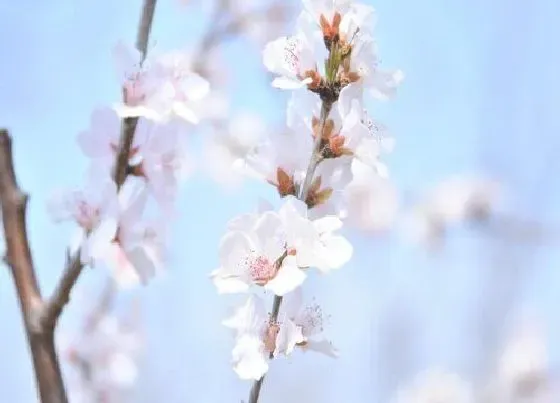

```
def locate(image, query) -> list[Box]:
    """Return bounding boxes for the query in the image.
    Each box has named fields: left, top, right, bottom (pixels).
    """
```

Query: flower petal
left=232, top=334, right=269, bottom=381
left=265, top=255, right=306, bottom=296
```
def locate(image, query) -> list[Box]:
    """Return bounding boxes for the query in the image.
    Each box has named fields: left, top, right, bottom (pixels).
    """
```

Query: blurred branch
left=193, top=3, right=288, bottom=76
left=84, top=278, right=117, bottom=333
left=0, top=1, right=159, bottom=402
left=42, top=0, right=158, bottom=331
left=0, top=130, right=67, bottom=402
left=114, top=0, right=157, bottom=189
left=41, top=252, right=84, bottom=331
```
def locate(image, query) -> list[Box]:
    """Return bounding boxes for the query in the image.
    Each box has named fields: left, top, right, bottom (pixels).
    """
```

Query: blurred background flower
left=2, top=0, right=560, bottom=402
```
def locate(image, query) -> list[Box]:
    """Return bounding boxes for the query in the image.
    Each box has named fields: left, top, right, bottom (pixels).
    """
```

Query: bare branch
left=0, top=131, right=41, bottom=315
left=40, top=252, right=83, bottom=330
left=193, top=4, right=288, bottom=76
left=136, top=0, right=157, bottom=61
left=0, top=129, right=67, bottom=403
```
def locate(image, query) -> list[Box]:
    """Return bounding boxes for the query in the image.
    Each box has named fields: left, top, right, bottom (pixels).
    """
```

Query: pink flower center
left=161, top=152, right=180, bottom=171
left=284, top=37, right=302, bottom=73
left=123, top=73, right=147, bottom=106
left=73, top=198, right=99, bottom=231
left=299, top=303, right=326, bottom=336
left=263, top=323, right=280, bottom=353
left=246, top=255, right=276, bottom=285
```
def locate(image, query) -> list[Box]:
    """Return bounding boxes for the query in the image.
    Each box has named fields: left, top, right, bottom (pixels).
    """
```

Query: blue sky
left=2, top=0, right=560, bottom=402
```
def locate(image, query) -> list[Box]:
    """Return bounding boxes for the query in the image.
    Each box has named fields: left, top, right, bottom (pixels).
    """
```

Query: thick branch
left=0, top=129, right=67, bottom=403
left=0, top=130, right=41, bottom=316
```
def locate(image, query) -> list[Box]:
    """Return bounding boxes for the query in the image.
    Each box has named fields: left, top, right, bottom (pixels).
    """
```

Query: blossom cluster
left=47, top=43, right=209, bottom=288
left=61, top=295, right=143, bottom=402
left=404, top=176, right=502, bottom=249
left=213, top=0, right=402, bottom=382
left=391, top=322, right=553, bottom=403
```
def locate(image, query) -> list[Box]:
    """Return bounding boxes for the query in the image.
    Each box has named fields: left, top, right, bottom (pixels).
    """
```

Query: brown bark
left=0, top=2, right=159, bottom=402
left=0, top=130, right=67, bottom=403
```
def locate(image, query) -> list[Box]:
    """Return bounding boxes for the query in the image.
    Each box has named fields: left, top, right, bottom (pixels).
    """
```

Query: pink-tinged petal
left=118, top=177, right=148, bottom=227
left=271, top=76, right=309, bottom=89
left=124, top=246, right=159, bottom=285
left=45, top=188, right=74, bottom=222
left=274, top=318, right=304, bottom=357
left=257, top=198, right=274, bottom=214
left=77, top=108, right=120, bottom=159
left=301, top=339, right=339, bottom=358
left=76, top=129, right=110, bottom=159
left=312, top=216, right=343, bottom=234
left=232, top=334, right=269, bottom=381
left=375, top=161, right=389, bottom=178
left=265, top=255, right=306, bottom=296
left=253, top=212, right=285, bottom=258
left=107, top=352, right=138, bottom=387
left=227, top=213, right=259, bottom=233
left=262, top=37, right=287, bottom=72
left=280, top=286, right=304, bottom=318
left=222, top=294, right=267, bottom=335
left=103, top=243, right=142, bottom=288
left=182, top=74, right=210, bottom=101
left=318, top=234, right=353, bottom=271
left=219, top=231, right=252, bottom=269
left=70, top=229, right=87, bottom=260
left=338, top=83, right=364, bottom=118
left=367, top=68, right=405, bottom=101
left=173, top=102, right=199, bottom=124
left=87, top=217, right=119, bottom=261
left=280, top=195, right=308, bottom=218
left=212, top=273, right=251, bottom=294
left=113, top=104, right=152, bottom=120
left=112, top=41, right=142, bottom=78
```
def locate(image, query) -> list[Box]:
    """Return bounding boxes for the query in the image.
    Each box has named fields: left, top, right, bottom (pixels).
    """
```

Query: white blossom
left=263, top=32, right=320, bottom=90
left=112, top=43, right=210, bottom=124
left=342, top=159, right=398, bottom=231
left=392, top=369, right=475, bottom=403
left=223, top=292, right=336, bottom=381
left=47, top=174, right=119, bottom=265
left=211, top=197, right=351, bottom=295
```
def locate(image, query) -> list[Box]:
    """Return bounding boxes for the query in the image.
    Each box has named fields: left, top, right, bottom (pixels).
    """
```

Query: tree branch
left=0, top=129, right=67, bottom=403
left=40, top=251, right=83, bottom=330
left=42, top=0, right=159, bottom=330
left=114, top=0, right=157, bottom=189
left=0, top=2, right=159, bottom=402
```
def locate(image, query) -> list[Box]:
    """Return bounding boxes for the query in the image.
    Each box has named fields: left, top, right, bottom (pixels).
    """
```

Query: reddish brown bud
left=303, top=70, right=322, bottom=89
left=276, top=167, right=296, bottom=197
left=329, top=135, right=346, bottom=156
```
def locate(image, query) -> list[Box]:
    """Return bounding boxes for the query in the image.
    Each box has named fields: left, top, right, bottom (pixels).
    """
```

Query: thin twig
left=114, top=0, right=157, bottom=188
left=41, top=0, right=159, bottom=331
left=247, top=100, right=333, bottom=403
left=40, top=252, right=83, bottom=331
left=299, top=102, right=332, bottom=200
left=193, top=3, right=286, bottom=76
